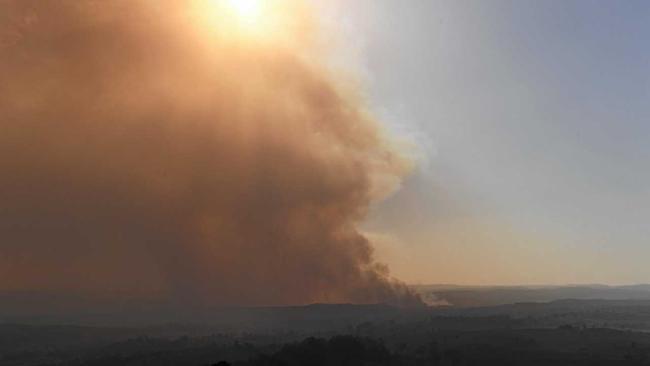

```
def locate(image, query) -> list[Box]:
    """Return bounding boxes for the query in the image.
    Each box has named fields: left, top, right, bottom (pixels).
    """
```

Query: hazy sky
left=321, top=0, right=650, bottom=285
left=3, top=1, right=649, bottom=304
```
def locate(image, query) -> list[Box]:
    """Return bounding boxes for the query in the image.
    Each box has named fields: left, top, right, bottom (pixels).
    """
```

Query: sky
left=320, top=0, right=650, bottom=286
left=1, top=0, right=649, bottom=310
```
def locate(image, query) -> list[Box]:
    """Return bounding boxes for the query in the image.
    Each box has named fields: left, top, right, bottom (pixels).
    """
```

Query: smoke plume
left=0, top=0, right=421, bottom=307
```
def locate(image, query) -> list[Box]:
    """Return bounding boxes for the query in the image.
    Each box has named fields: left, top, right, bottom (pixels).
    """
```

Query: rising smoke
left=0, top=0, right=422, bottom=307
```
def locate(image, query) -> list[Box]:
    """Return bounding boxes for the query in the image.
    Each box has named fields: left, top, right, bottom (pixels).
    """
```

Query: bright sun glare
left=199, top=0, right=273, bottom=38
left=226, top=0, right=263, bottom=25
left=197, top=0, right=297, bottom=44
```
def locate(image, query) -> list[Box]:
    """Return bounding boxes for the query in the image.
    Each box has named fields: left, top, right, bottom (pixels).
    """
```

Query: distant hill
left=0, top=291, right=416, bottom=329
left=413, top=284, right=650, bottom=307
left=3, top=285, right=650, bottom=329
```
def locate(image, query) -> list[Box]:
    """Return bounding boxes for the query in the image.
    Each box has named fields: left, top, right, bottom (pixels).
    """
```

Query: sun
left=226, top=0, right=263, bottom=25
left=194, top=0, right=300, bottom=44
left=197, top=0, right=271, bottom=37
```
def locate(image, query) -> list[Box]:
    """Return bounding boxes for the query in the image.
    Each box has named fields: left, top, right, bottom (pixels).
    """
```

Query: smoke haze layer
left=0, top=0, right=421, bottom=307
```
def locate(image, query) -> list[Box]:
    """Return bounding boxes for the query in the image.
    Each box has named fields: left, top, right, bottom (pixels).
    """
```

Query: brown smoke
left=0, top=0, right=421, bottom=307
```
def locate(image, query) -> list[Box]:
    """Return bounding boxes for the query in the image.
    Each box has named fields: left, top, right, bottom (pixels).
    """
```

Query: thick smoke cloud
left=0, top=0, right=421, bottom=307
